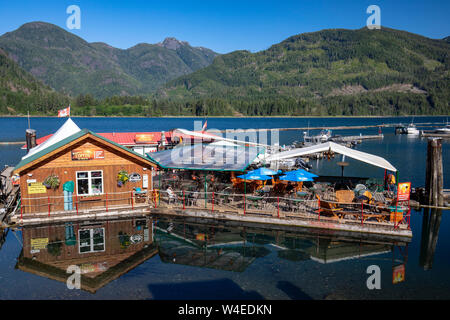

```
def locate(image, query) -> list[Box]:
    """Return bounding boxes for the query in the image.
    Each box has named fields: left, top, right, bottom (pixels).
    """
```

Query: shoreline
left=0, top=114, right=448, bottom=119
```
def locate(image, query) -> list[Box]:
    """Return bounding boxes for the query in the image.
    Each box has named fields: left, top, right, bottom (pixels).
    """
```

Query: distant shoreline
left=0, top=114, right=448, bottom=119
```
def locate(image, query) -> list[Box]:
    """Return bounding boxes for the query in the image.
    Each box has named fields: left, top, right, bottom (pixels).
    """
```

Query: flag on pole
left=58, top=105, right=70, bottom=117
left=202, top=120, right=207, bottom=132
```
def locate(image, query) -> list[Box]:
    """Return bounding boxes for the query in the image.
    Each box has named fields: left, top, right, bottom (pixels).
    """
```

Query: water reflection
left=16, top=217, right=156, bottom=293
left=0, top=227, right=8, bottom=251
left=153, top=216, right=409, bottom=276
left=419, top=208, right=443, bottom=270
left=14, top=216, right=412, bottom=295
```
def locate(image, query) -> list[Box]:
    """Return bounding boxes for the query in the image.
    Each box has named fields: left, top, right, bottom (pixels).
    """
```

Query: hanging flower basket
left=117, top=170, right=129, bottom=187
left=43, top=174, right=60, bottom=190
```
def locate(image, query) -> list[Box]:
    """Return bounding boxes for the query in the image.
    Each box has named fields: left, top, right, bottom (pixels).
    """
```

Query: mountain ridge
left=0, top=21, right=219, bottom=98
left=159, top=26, right=449, bottom=115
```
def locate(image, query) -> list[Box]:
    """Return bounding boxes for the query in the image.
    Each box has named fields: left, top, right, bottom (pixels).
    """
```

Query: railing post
left=75, top=193, right=78, bottom=215
left=20, top=200, right=23, bottom=220
left=212, top=192, right=214, bottom=212
left=408, top=207, right=411, bottom=229
left=48, top=195, right=51, bottom=217
left=131, top=191, right=134, bottom=210
left=106, top=192, right=108, bottom=212
left=277, top=196, right=280, bottom=218
left=361, top=202, right=364, bottom=226
left=244, top=193, right=246, bottom=215
left=183, top=190, right=185, bottom=210
left=317, top=197, right=320, bottom=221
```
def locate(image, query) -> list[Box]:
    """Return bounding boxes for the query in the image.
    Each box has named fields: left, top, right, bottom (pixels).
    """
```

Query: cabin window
left=76, top=170, right=103, bottom=195
left=79, top=228, right=105, bottom=253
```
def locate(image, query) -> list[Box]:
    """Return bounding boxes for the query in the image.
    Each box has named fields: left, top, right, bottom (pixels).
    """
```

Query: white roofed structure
left=22, top=118, right=81, bottom=160
left=173, top=128, right=269, bottom=148
left=265, top=142, right=397, bottom=172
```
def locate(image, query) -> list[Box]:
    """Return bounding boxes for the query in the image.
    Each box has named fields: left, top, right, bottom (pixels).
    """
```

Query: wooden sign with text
left=72, top=149, right=105, bottom=161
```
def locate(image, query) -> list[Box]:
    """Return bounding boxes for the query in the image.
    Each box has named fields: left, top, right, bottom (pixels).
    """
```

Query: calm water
left=0, top=116, right=449, bottom=299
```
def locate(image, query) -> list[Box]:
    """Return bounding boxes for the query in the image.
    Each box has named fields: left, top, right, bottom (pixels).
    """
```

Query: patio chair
left=316, top=195, right=344, bottom=220
left=167, top=191, right=177, bottom=205
left=335, top=190, right=355, bottom=204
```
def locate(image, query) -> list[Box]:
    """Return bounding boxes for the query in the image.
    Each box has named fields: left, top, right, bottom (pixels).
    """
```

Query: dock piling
left=425, top=138, right=444, bottom=207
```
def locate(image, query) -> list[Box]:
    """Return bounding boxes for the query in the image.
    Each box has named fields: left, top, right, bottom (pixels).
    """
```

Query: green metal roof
left=14, top=129, right=155, bottom=173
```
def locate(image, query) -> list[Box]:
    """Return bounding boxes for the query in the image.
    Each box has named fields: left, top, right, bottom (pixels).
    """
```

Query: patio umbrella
left=279, top=172, right=314, bottom=192
left=246, top=168, right=279, bottom=176
left=237, top=173, right=272, bottom=180
left=237, top=173, right=272, bottom=210
left=279, top=174, right=314, bottom=182
left=282, top=169, right=318, bottom=178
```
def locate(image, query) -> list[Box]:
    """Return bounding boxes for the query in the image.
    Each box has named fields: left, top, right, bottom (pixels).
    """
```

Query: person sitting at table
left=286, top=182, right=295, bottom=194
left=166, top=186, right=177, bottom=204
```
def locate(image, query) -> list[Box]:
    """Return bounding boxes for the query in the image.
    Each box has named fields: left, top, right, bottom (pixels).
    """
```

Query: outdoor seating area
left=151, top=166, right=411, bottom=229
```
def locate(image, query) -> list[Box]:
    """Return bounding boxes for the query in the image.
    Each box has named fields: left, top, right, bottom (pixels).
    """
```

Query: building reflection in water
left=16, top=217, right=157, bottom=293
left=15, top=216, right=410, bottom=293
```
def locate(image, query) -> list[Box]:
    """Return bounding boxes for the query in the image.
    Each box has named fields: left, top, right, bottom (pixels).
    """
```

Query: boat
left=435, top=120, right=450, bottom=134
left=406, top=123, right=420, bottom=135
left=303, top=130, right=332, bottom=146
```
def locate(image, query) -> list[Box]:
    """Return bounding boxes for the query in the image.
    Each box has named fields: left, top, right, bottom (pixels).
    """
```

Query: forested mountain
left=0, top=22, right=218, bottom=98
left=0, top=24, right=448, bottom=116
left=159, top=27, right=449, bottom=116
left=0, top=47, right=69, bottom=115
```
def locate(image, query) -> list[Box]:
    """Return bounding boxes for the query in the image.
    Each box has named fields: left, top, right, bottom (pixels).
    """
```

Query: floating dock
left=150, top=206, right=412, bottom=241
left=420, top=131, right=450, bottom=139
left=330, top=134, right=383, bottom=143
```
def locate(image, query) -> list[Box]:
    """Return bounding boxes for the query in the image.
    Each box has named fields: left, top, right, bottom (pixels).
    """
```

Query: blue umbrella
left=246, top=168, right=279, bottom=176
left=283, top=169, right=318, bottom=178
left=279, top=174, right=314, bottom=182
left=237, top=173, right=273, bottom=181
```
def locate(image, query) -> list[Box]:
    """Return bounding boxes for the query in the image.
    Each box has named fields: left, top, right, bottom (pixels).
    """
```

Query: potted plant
left=43, top=174, right=60, bottom=190
left=117, top=170, right=129, bottom=187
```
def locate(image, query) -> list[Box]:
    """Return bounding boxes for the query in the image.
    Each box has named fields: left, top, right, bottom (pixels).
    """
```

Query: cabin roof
left=13, top=129, right=157, bottom=174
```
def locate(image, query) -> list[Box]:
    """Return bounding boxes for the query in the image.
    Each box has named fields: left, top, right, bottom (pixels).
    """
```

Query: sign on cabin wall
left=71, top=149, right=105, bottom=161
left=397, top=182, right=411, bottom=201
left=129, top=173, right=141, bottom=182
left=27, top=182, right=47, bottom=194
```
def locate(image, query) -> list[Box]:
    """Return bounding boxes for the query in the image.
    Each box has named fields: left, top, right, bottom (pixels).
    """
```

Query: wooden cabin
left=13, top=129, right=158, bottom=216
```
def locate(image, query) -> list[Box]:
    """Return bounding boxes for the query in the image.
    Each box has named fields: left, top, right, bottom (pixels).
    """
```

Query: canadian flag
left=58, top=106, right=70, bottom=117
left=202, top=120, right=207, bottom=132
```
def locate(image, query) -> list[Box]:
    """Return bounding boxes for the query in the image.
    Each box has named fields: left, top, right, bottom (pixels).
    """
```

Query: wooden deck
left=151, top=205, right=412, bottom=240
left=150, top=192, right=412, bottom=240
left=8, top=187, right=413, bottom=241
left=9, top=203, right=150, bottom=226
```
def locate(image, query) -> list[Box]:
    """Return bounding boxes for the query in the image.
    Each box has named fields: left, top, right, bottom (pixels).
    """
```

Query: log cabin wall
left=19, top=137, right=155, bottom=215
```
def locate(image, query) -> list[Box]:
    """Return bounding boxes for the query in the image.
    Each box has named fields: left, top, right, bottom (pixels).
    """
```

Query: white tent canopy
left=22, top=118, right=81, bottom=160
left=173, top=128, right=269, bottom=147
left=265, top=141, right=397, bottom=172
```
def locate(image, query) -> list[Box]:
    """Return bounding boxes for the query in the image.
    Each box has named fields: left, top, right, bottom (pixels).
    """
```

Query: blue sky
left=0, top=0, right=449, bottom=53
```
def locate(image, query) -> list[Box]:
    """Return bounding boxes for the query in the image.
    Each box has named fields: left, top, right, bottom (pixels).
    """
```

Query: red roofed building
left=22, top=131, right=212, bottom=155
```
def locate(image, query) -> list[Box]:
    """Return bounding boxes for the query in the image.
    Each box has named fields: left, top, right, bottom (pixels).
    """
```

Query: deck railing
left=154, top=189, right=411, bottom=229
left=18, top=190, right=148, bottom=219
left=17, top=188, right=411, bottom=230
